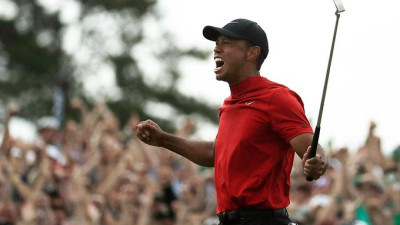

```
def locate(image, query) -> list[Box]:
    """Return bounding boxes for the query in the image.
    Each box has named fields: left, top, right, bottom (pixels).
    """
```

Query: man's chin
left=215, top=73, right=226, bottom=82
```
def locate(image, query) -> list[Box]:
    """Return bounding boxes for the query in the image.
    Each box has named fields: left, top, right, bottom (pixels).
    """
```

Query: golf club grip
left=306, top=126, right=320, bottom=181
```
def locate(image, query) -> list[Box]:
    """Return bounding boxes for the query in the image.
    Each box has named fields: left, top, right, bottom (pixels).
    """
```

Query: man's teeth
left=215, top=58, right=224, bottom=68
left=214, top=58, right=224, bottom=73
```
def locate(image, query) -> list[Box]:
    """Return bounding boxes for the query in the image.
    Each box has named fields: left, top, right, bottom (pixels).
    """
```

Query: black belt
left=217, top=208, right=288, bottom=224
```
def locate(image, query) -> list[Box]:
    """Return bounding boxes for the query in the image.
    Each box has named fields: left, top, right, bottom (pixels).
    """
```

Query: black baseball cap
left=203, top=18, right=269, bottom=60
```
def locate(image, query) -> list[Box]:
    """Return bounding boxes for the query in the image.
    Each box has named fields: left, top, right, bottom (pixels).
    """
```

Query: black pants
left=218, top=209, right=294, bottom=225
left=218, top=216, right=292, bottom=225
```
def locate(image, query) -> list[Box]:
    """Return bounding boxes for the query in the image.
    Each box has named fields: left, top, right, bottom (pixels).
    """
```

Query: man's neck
left=228, top=71, right=260, bottom=86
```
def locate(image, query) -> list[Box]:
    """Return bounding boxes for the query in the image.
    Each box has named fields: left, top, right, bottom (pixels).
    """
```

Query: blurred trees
left=0, top=0, right=218, bottom=132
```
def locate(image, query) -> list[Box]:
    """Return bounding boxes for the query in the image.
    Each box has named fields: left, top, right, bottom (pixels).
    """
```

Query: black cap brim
left=203, top=26, right=244, bottom=41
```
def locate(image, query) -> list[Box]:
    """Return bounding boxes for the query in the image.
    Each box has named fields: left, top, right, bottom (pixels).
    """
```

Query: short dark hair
left=256, top=50, right=266, bottom=70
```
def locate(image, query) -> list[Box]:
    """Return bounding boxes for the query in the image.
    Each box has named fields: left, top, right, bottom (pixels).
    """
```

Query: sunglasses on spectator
left=51, top=204, right=65, bottom=211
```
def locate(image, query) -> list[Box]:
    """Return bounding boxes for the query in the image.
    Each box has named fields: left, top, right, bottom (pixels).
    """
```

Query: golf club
left=306, top=0, right=345, bottom=181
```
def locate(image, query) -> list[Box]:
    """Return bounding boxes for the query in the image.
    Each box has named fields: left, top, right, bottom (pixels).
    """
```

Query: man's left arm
left=289, top=133, right=329, bottom=180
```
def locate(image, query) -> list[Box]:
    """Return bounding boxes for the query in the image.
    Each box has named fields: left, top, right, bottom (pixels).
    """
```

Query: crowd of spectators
left=0, top=99, right=399, bottom=225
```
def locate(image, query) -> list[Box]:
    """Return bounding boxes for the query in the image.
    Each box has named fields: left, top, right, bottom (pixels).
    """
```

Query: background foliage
left=0, top=0, right=219, bottom=133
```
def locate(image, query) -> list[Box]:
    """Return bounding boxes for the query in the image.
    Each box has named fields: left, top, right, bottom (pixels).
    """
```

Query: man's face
left=213, top=35, right=251, bottom=84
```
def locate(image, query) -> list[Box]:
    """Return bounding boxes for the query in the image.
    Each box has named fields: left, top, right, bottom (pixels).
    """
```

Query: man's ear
left=247, top=46, right=261, bottom=61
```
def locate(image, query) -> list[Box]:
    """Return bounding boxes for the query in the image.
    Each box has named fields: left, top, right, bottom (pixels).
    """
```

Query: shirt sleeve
left=268, top=88, right=313, bottom=142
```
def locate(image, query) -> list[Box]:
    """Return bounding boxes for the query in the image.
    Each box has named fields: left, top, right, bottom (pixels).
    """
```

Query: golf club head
left=333, top=0, right=345, bottom=13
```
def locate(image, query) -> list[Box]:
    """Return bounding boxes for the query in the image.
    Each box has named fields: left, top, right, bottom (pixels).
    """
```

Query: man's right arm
left=135, top=120, right=215, bottom=167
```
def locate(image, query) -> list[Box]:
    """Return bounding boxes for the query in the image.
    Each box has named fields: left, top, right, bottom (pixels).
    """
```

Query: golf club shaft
left=306, top=12, right=341, bottom=181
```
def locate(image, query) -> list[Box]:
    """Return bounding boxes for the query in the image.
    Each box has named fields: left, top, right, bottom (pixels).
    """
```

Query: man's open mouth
left=215, top=57, right=224, bottom=73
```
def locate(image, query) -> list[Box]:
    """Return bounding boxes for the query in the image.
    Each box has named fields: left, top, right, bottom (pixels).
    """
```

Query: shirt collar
left=229, top=75, right=264, bottom=99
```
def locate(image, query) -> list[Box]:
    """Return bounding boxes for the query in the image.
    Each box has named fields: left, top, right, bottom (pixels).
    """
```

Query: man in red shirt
left=136, top=18, right=328, bottom=225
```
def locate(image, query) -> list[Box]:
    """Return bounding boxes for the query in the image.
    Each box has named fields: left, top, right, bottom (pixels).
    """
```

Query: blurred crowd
left=0, top=99, right=399, bottom=225
left=289, top=121, right=400, bottom=225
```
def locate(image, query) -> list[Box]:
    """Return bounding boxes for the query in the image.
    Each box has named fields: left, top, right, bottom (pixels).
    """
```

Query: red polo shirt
left=215, top=75, right=313, bottom=213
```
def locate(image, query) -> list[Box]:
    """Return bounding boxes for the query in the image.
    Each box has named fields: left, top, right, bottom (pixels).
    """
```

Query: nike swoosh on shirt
left=245, top=101, right=255, bottom=105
